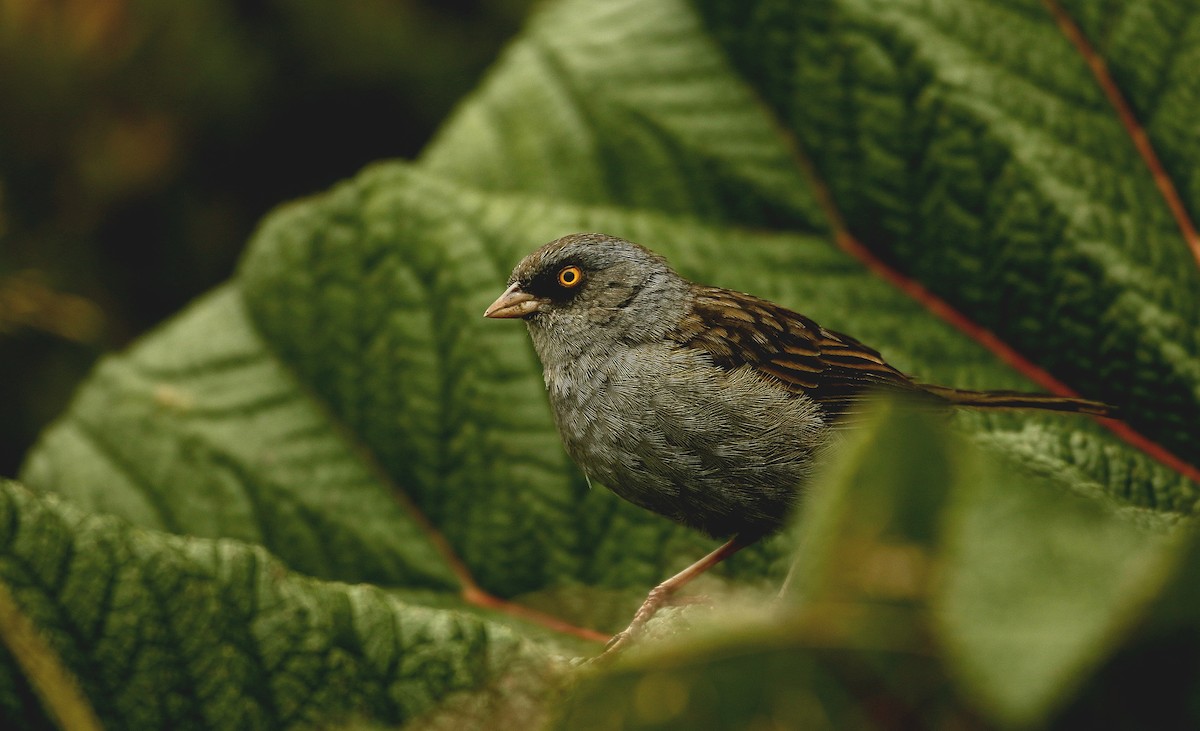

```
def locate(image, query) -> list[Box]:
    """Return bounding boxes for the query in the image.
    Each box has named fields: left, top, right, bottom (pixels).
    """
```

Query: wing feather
left=672, top=286, right=938, bottom=419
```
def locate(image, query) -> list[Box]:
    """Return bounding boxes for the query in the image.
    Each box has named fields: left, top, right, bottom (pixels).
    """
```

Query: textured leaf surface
left=12, top=0, right=1200, bottom=727
left=692, top=0, right=1200, bottom=460
left=0, top=479, right=563, bottom=730
left=1056, top=0, right=1200, bottom=229
left=22, top=285, right=457, bottom=591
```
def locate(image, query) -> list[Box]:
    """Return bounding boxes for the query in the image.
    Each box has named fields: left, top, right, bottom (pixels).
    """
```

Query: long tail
left=920, top=384, right=1119, bottom=419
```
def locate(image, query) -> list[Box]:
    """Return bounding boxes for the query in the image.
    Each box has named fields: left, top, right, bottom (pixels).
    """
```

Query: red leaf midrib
left=1043, top=0, right=1200, bottom=271
left=782, top=115, right=1200, bottom=486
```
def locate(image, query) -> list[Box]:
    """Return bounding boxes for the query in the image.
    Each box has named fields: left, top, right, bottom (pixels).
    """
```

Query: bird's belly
left=547, top=350, right=829, bottom=537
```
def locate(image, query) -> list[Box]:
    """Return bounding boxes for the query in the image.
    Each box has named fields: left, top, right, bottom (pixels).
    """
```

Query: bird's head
left=484, top=232, right=690, bottom=359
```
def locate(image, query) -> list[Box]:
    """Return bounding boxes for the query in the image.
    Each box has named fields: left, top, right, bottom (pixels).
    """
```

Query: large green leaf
left=11, top=0, right=1200, bottom=727
left=0, top=479, right=565, bottom=730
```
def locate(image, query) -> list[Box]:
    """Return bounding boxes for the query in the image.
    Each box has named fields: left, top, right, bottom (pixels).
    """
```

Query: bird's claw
left=590, top=585, right=677, bottom=663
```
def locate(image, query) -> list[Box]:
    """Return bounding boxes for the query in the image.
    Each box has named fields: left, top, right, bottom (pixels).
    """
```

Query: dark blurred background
left=0, top=0, right=534, bottom=476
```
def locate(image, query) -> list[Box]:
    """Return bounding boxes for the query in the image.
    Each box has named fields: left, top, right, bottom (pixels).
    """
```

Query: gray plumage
left=493, top=233, right=827, bottom=537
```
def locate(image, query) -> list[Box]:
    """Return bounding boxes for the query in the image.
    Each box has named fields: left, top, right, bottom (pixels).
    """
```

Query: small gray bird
left=485, top=232, right=1115, bottom=655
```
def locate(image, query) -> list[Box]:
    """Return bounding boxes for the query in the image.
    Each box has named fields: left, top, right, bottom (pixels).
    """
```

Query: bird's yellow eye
left=557, top=265, right=583, bottom=288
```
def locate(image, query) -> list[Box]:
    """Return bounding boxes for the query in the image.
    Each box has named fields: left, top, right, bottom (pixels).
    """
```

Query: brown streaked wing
left=674, top=286, right=934, bottom=418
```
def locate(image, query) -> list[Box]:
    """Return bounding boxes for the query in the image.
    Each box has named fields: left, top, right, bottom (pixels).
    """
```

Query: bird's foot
left=589, top=536, right=753, bottom=664
left=591, top=584, right=676, bottom=663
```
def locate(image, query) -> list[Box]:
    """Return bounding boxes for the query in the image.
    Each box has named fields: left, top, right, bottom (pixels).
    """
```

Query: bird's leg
left=597, top=533, right=756, bottom=661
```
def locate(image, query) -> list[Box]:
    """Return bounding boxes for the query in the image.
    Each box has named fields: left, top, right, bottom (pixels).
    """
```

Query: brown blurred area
left=0, top=0, right=533, bottom=476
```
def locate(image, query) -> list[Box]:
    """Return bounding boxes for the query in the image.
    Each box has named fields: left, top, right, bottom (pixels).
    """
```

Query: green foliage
left=555, top=405, right=1189, bottom=729
left=0, top=480, right=565, bottom=729
left=8, top=0, right=1200, bottom=727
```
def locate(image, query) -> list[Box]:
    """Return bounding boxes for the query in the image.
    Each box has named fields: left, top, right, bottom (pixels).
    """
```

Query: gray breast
left=544, top=344, right=829, bottom=537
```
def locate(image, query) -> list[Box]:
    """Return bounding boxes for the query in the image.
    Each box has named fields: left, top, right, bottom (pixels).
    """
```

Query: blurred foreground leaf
left=556, top=403, right=1190, bottom=729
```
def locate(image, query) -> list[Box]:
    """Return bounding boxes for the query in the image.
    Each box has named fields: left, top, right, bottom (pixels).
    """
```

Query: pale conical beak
left=484, top=282, right=542, bottom=319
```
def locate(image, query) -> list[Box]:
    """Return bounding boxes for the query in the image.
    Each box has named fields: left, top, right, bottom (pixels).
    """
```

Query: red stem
left=1042, top=0, right=1200, bottom=270
left=787, top=130, right=1200, bottom=485
left=384, top=481, right=609, bottom=643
